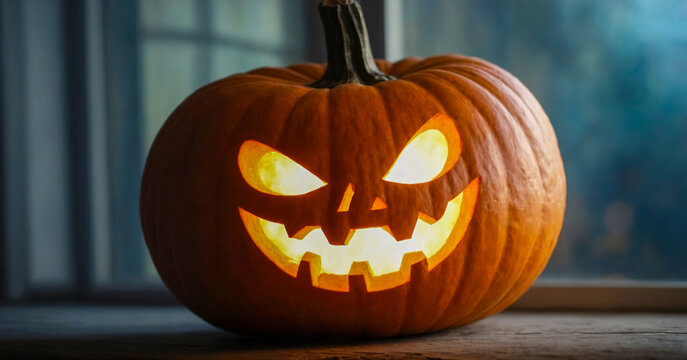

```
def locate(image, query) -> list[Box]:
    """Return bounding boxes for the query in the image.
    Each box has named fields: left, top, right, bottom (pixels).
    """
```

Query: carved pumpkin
left=140, top=0, right=566, bottom=337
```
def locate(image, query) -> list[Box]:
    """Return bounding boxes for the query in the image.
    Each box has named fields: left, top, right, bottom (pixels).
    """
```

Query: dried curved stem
left=310, top=0, right=395, bottom=88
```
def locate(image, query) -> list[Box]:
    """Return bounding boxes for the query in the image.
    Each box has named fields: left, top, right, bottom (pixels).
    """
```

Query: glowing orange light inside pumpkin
left=337, top=183, right=355, bottom=212
left=371, top=197, right=387, bottom=210
left=238, top=140, right=326, bottom=196
left=237, top=113, right=478, bottom=292
left=383, top=112, right=461, bottom=184
left=384, top=129, right=447, bottom=183
left=239, top=178, right=478, bottom=292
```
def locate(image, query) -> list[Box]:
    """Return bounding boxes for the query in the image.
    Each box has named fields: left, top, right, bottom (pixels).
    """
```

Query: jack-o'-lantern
left=237, top=112, right=480, bottom=292
left=140, top=0, right=566, bottom=338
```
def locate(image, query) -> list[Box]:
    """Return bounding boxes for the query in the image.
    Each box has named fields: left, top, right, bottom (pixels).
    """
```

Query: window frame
left=513, top=280, right=687, bottom=311
left=1, top=0, right=685, bottom=312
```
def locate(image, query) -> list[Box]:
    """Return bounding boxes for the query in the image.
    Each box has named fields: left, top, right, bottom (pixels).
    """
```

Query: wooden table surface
left=0, top=305, right=685, bottom=359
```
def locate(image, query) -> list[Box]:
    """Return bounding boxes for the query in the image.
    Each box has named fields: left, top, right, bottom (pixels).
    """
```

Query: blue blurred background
left=398, top=0, right=687, bottom=280
left=1, top=0, right=686, bottom=301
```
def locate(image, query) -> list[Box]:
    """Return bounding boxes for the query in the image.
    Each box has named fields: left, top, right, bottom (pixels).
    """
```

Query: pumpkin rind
left=140, top=53, right=565, bottom=337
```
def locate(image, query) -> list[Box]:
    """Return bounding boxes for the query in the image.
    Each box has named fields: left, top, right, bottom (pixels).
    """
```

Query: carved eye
left=238, top=140, right=327, bottom=196
left=383, top=113, right=461, bottom=184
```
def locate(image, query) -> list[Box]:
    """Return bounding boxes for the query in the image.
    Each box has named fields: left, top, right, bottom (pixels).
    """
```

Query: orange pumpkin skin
left=140, top=54, right=566, bottom=337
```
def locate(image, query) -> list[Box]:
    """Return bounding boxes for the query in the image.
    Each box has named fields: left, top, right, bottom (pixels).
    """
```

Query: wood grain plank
left=0, top=305, right=685, bottom=359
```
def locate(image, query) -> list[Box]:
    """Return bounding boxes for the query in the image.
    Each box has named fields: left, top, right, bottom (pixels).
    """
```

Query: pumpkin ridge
left=259, top=87, right=316, bottom=151
left=373, top=59, right=393, bottom=74
left=401, top=72, right=479, bottom=332
left=369, top=79, right=396, bottom=157
left=212, top=87, right=287, bottom=325
left=440, top=65, right=547, bottom=324
left=458, top=64, right=553, bottom=318
left=401, top=75, right=470, bottom=216
left=460, top=62, right=564, bottom=186
left=394, top=75, right=472, bottom=333
left=162, top=95, right=230, bottom=312
left=229, top=83, right=318, bottom=230
left=198, top=88, right=272, bottom=326
left=222, top=84, right=312, bottom=330
left=411, top=69, right=514, bottom=330
left=449, top=68, right=515, bottom=321
left=187, top=88, right=274, bottom=321
left=143, top=86, right=211, bottom=298
left=388, top=57, right=423, bottom=76
left=247, top=67, right=314, bottom=84
left=403, top=55, right=473, bottom=74
left=423, top=54, right=493, bottom=72
left=141, top=85, right=196, bottom=251
left=364, top=82, right=393, bottom=207
left=388, top=73, right=460, bottom=333
left=443, top=69, right=541, bottom=328
left=324, top=87, right=336, bottom=199
left=398, top=72, right=489, bottom=333
left=155, top=82, right=279, bottom=326
left=287, top=63, right=327, bottom=83
left=371, top=81, right=419, bottom=335
left=152, top=92, right=223, bottom=319
left=403, top=56, right=447, bottom=74
left=434, top=62, right=556, bottom=153
left=220, top=73, right=300, bottom=88
left=446, top=62, right=563, bottom=319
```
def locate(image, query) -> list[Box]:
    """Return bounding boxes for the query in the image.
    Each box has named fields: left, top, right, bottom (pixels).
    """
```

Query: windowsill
left=1, top=305, right=685, bottom=359
left=512, top=280, right=687, bottom=311
left=18, top=280, right=687, bottom=311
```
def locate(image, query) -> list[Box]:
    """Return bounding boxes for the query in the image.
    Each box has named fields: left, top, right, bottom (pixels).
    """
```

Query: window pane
left=101, top=0, right=308, bottom=285
left=210, top=0, right=291, bottom=47
left=140, top=39, right=203, bottom=151
left=210, top=46, right=287, bottom=79
left=398, top=0, right=687, bottom=280
left=25, top=0, right=72, bottom=286
left=139, top=0, right=198, bottom=32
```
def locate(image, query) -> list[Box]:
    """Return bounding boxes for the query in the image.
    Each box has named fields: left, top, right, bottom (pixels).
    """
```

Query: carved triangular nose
left=336, top=183, right=355, bottom=213
left=371, top=197, right=387, bottom=210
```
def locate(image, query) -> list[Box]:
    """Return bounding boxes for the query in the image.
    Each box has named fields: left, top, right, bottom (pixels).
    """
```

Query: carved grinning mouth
left=239, top=178, right=480, bottom=292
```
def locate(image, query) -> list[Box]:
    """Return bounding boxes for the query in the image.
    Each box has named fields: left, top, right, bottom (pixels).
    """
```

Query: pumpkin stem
left=309, top=0, right=395, bottom=88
